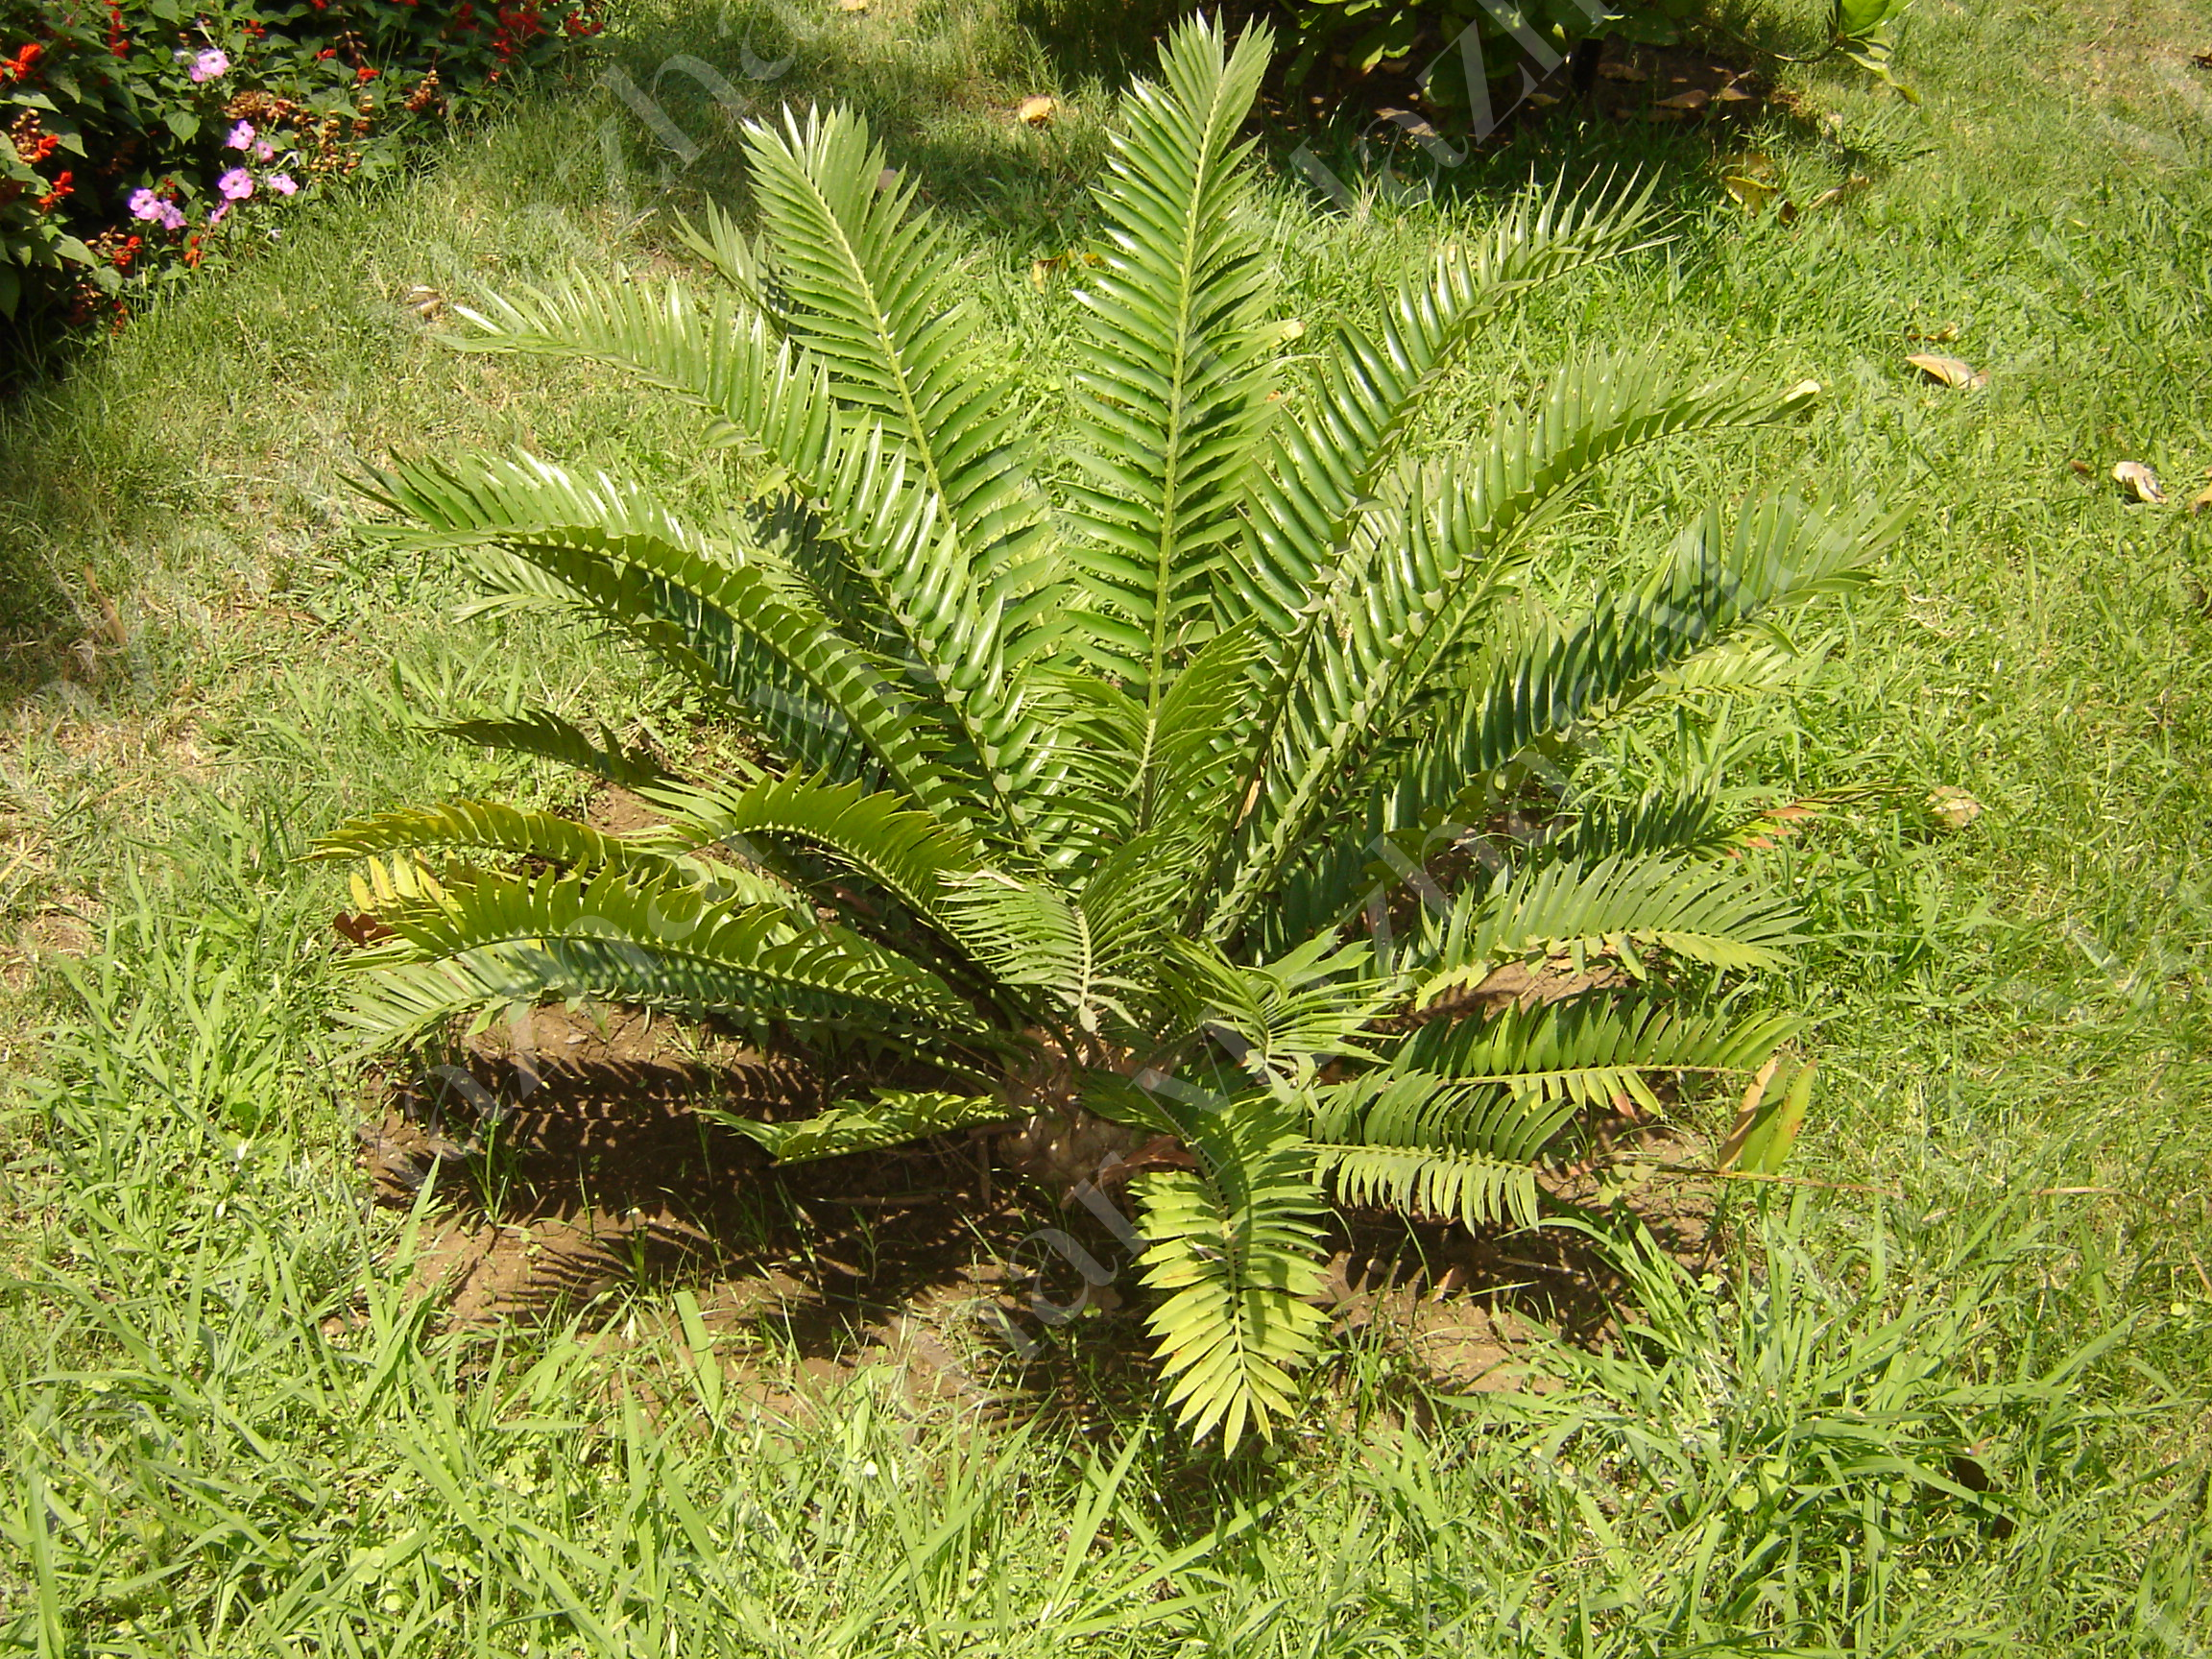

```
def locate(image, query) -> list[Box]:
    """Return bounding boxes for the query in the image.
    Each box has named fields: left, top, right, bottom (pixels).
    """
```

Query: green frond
left=1211, top=358, right=1821, bottom=950
left=453, top=271, right=847, bottom=496
left=435, top=709, right=675, bottom=789
left=1062, top=16, right=1279, bottom=707
left=1235, top=174, right=1663, bottom=637
left=1133, top=1091, right=1330, bottom=1448
left=714, top=1090, right=1013, bottom=1164
left=1410, top=853, right=1802, bottom=997
left=743, top=106, right=1054, bottom=592
left=337, top=857, right=973, bottom=1047
left=360, top=452, right=965, bottom=824
left=1310, top=1142, right=1544, bottom=1233
left=1368, top=495, right=1903, bottom=871
left=1402, top=998, right=1803, bottom=1116
left=310, top=800, right=803, bottom=910
left=649, top=769, right=977, bottom=933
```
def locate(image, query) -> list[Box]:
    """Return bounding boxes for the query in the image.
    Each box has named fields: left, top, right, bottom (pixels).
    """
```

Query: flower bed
left=2, top=0, right=603, bottom=339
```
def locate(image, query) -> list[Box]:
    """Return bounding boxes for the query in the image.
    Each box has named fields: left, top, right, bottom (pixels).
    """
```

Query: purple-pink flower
left=267, top=173, right=298, bottom=196
left=188, top=48, right=228, bottom=83
left=253, top=140, right=274, bottom=161
left=128, top=187, right=187, bottom=232
left=209, top=202, right=231, bottom=227
left=225, top=120, right=254, bottom=150
left=217, top=167, right=253, bottom=201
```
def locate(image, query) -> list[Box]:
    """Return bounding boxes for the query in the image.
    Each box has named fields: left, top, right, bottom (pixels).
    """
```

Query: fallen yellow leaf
left=1927, top=786, right=1984, bottom=831
left=838, top=0, right=869, bottom=12
left=1017, top=95, right=1056, bottom=126
left=2112, top=460, right=2166, bottom=503
left=1907, top=353, right=1987, bottom=391
left=1656, top=87, right=1710, bottom=110
left=2192, top=481, right=2212, bottom=515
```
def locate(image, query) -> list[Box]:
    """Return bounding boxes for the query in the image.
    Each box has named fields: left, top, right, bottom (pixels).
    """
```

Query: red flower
left=36, top=169, right=73, bottom=210
left=317, top=46, right=336, bottom=58
left=2, top=41, right=45, bottom=81
left=182, top=233, right=204, bottom=268
left=356, top=63, right=377, bottom=81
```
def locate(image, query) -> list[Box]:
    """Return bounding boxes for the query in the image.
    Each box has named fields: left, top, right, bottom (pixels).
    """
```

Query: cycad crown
left=323, top=16, right=1897, bottom=1448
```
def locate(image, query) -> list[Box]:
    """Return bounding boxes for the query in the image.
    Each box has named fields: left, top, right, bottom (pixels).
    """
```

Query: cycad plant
left=323, top=16, right=1897, bottom=1446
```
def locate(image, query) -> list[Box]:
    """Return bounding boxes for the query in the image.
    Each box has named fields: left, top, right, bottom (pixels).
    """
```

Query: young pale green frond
left=649, top=770, right=977, bottom=934
left=939, top=841, right=1192, bottom=1037
left=436, top=710, right=676, bottom=790
left=1236, top=175, right=1663, bottom=636
left=1134, top=1091, right=1330, bottom=1448
left=1310, top=1142, right=1544, bottom=1233
left=1158, top=935, right=1390, bottom=1083
left=714, top=1090, right=1014, bottom=1164
left=346, top=859, right=973, bottom=1044
left=1372, top=496, right=1902, bottom=854
left=1212, top=358, right=1816, bottom=951
left=1062, top=17, right=1279, bottom=707
left=1410, top=853, right=1802, bottom=998
left=1402, top=998, right=1803, bottom=1117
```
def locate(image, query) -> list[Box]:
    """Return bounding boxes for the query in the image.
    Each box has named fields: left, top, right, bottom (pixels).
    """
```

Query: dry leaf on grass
left=837, top=0, right=869, bottom=12
left=2192, top=481, right=2212, bottom=515
left=1906, top=322, right=1960, bottom=342
left=1714, top=82, right=1757, bottom=104
left=1927, top=786, right=1984, bottom=830
left=875, top=167, right=900, bottom=192
left=1656, top=87, right=1710, bottom=110
left=1598, top=59, right=1646, bottom=82
left=1017, top=95, right=1056, bottom=126
left=1907, top=353, right=1988, bottom=391
left=2112, top=460, right=2165, bottom=503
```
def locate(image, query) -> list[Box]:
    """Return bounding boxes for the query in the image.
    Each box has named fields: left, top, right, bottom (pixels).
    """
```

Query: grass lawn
left=3, top=0, right=2210, bottom=1650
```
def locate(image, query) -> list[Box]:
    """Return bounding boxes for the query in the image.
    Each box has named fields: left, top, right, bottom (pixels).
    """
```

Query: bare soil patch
left=361, top=1001, right=1725, bottom=1428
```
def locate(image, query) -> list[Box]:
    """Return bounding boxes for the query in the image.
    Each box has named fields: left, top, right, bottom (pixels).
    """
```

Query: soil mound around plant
left=358, top=1002, right=1725, bottom=1425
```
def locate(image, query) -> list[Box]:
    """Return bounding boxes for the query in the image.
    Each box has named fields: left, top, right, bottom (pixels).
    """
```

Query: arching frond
left=335, top=858, right=972, bottom=1047
left=649, top=770, right=978, bottom=933
left=1211, top=359, right=1820, bottom=949
left=1133, top=1091, right=1330, bottom=1448
left=437, top=709, right=675, bottom=789
left=1234, top=174, right=1664, bottom=638
left=309, top=801, right=799, bottom=915
left=1062, top=16, right=1279, bottom=707
left=715, top=1090, right=1014, bottom=1164
left=1409, top=853, right=1802, bottom=998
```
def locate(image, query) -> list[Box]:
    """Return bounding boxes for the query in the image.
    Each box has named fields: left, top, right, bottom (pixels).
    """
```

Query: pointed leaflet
left=1208, top=358, right=1814, bottom=949
left=1063, top=17, right=1278, bottom=708
left=1134, top=1090, right=1329, bottom=1447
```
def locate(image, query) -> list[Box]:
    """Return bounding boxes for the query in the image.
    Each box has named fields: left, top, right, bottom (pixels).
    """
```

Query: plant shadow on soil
left=360, top=999, right=1726, bottom=1438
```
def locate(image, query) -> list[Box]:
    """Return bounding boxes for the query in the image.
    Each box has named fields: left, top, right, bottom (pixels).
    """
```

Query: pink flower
left=266, top=173, right=298, bottom=196
left=217, top=167, right=253, bottom=201
left=209, top=202, right=230, bottom=226
left=128, top=186, right=163, bottom=221
left=155, top=201, right=185, bottom=231
left=188, top=48, right=228, bottom=82
left=253, top=140, right=274, bottom=161
left=225, top=119, right=254, bottom=149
